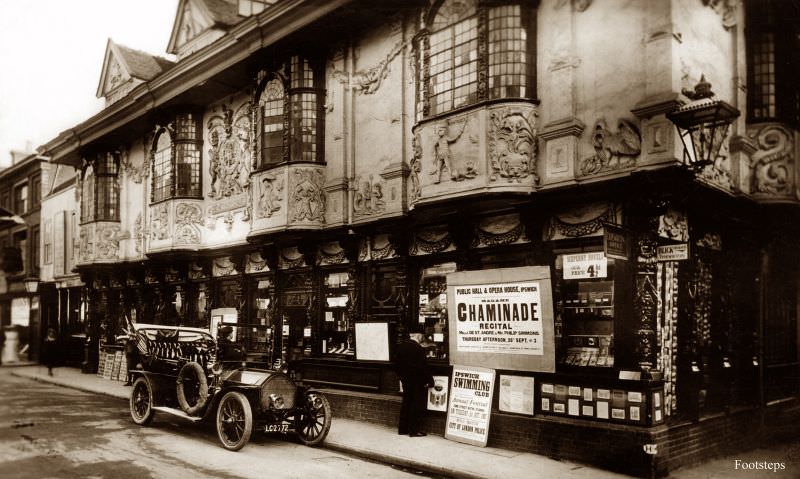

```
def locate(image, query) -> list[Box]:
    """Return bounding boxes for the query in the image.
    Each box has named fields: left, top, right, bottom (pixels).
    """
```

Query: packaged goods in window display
left=128, top=323, right=331, bottom=451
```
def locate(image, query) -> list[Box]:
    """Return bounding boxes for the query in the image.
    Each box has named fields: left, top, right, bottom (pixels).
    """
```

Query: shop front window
left=417, top=262, right=456, bottom=361
left=555, top=252, right=616, bottom=368
left=321, top=271, right=353, bottom=357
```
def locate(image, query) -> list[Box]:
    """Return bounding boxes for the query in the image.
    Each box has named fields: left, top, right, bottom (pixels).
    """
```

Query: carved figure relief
left=488, top=108, right=538, bottom=183
left=257, top=173, right=284, bottom=218
left=95, top=225, right=121, bottom=260
left=580, top=119, right=641, bottom=176
left=175, top=203, right=203, bottom=245
left=208, top=104, right=252, bottom=199
left=473, top=214, right=528, bottom=248
left=150, top=203, right=169, bottom=241
left=353, top=175, right=386, bottom=217
left=409, top=133, right=423, bottom=203
left=290, top=168, right=326, bottom=222
left=212, top=256, right=239, bottom=277
left=431, top=118, right=478, bottom=183
left=748, top=124, right=793, bottom=196
left=79, top=226, right=93, bottom=262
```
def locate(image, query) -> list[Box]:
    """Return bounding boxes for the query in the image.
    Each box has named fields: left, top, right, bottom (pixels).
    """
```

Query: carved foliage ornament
left=331, top=40, right=407, bottom=95
left=472, top=214, right=528, bottom=248
left=133, top=213, right=145, bottom=254
left=488, top=108, right=538, bottom=184
left=318, top=242, right=347, bottom=266
left=175, top=203, right=204, bottom=245
left=580, top=118, right=641, bottom=176
left=213, top=256, right=239, bottom=277
left=207, top=103, right=252, bottom=200
left=246, top=252, right=270, bottom=274
left=353, top=175, right=386, bottom=218
left=150, top=203, right=169, bottom=241
left=410, top=226, right=453, bottom=255
left=79, top=226, right=92, bottom=262
left=290, top=168, right=326, bottom=223
left=279, top=247, right=306, bottom=270
left=95, top=224, right=121, bottom=260
left=748, top=124, right=794, bottom=196
left=545, top=203, right=617, bottom=240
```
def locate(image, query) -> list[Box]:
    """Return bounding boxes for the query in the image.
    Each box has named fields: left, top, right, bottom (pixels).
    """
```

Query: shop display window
left=249, top=277, right=275, bottom=365
left=555, top=253, right=615, bottom=368
left=322, top=271, right=353, bottom=357
left=417, top=262, right=456, bottom=361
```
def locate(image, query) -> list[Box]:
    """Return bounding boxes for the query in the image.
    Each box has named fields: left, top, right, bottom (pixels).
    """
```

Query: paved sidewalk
left=9, top=365, right=629, bottom=479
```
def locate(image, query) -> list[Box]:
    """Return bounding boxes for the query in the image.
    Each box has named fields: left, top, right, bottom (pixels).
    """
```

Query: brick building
left=38, top=0, right=800, bottom=475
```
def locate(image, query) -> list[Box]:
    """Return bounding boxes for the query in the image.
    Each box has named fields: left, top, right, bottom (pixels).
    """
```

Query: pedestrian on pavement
left=394, top=329, right=434, bottom=437
left=42, top=328, right=58, bottom=376
left=124, top=332, right=140, bottom=386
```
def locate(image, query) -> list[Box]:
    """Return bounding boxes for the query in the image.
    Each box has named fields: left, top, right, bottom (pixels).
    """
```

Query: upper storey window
left=81, top=153, right=119, bottom=223
left=255, top=55, right=324, bottom=171
left=151, top=112, right=202, bottom=203
left=417, top=0, right=536, bottom=120
left=746, top=0, right=800, bottom=125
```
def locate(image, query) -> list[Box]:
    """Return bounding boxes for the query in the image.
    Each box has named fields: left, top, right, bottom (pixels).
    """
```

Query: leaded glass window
left=150, top=113, right=202, bottom=202
left=418, top=0, right=536, bottom=119
left=152, top=131, right=172, bottom=203
left=259, top=78, right=285, bottom=168
left=80, top=153, right=119, bottom=223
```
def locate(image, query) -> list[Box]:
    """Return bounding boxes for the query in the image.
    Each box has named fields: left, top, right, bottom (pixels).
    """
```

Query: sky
left=0, top=0, right=179, bottom=167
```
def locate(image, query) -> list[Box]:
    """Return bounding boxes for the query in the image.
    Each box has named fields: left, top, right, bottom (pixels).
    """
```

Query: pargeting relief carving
left=150, top=203, right=169, bottom=241
left=246, top=252, right=270, bottom=273
left=79, top=226, right=92, bottom=263
left=318, top=242, right=347, bottom=266
left=290, top=168, right=326, bottom=223
left=257, top=173, right=284, bottom=218
left=410, top=226, right=453, bottom=255
left=175, top=203, right=204, bottom=245
left=748, top=124, right=793, bottom=196
left=331, top=39, right=407, bottom=95
left=133, top=213, right=144, bottom=254
left=95, top=224, right=121, bottom=260
left=544, top=203, right=616, bottom=240
left=580, top=119, right=641, bottom=176
left=409, top=133, right=423, bottom=203
left=431, top=117, right=479, bottom=183
left=488, top=107, right=538, bottom=184
left=208, top=104, right=252, bottom=199
left=121, top=139, right=150, bottom=183
left=279, top=247, right=306, bottom=270
left=353, top=175, right=386, bottom=217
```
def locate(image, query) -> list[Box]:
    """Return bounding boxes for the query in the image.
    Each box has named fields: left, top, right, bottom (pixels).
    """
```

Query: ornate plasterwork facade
left=747, top=124, right=795, bottom=198
left=289, top=168, right=326, bottom=223
left=352, top=175, right=386, bottom=218
left=488, top=107, right=538, bottom=184
left=207, top=102, right=253, bottom=222
left=175, top=203, right=204, bottom=245
left=580, top=119, right=642, bottom=176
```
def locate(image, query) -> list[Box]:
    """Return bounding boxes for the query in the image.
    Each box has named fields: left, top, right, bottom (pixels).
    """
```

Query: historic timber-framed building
left=39, top=0, right=800, bottom=475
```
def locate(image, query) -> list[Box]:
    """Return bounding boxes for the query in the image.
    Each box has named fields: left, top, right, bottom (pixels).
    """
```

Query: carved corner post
left=297, top=243, right=318, bottom=357
left=391, top=232, right=411, bottom=346
left=634, top=227, right=659, bottom=376
left=80, top=271, right=99, bottom=373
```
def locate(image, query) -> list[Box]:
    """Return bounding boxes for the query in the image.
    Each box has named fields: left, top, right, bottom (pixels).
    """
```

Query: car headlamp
left=269, top=393, right=285, bottom=409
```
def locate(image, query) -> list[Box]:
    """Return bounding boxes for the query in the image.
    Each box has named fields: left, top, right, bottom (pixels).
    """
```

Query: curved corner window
left=81, top=152, right=119, bottom=223
left=417, top=0, right=536, bottom=120
left=150, top=112, right=202, bottom=203
left=255, top=55, right=323, bottom=171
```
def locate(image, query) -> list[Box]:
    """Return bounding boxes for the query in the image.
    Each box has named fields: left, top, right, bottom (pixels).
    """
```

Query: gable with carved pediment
left=176, top=0, right=213, bottom=48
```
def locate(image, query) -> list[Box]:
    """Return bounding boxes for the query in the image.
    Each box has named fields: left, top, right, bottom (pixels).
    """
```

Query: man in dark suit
left=395, top=331, right=434, bottom=437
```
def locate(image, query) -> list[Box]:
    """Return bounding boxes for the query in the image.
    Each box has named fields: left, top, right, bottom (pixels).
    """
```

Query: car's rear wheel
left=130, top=377, right=154, bottom=425
left=295, top=391, right=331, bottom=446
left=216, top=391, right=253, bottom=451
left=176, top=361, right=208, bottom=415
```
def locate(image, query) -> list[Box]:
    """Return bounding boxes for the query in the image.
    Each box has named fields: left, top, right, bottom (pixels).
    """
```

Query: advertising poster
left=355, top=322, right=390, bottom=361
left=447, top=266, right=555, bottom=372
left=445, top=365, right=495, bottom=447
left=498, top=375, right=534, bottom=415
left=562, top=252, right=608, bottom=279
left=427, top=376, right=449, bottom=412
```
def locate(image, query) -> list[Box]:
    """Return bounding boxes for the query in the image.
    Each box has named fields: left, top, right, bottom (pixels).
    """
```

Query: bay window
left=150, top=112, right=202, bottom=203
left=417, top=0, right=536, bottom=119
left=81, top=153, right=119, bottom=223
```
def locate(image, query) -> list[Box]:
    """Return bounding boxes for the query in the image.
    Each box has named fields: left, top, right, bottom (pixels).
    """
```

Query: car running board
left=152, top=406, right=203, bottom=422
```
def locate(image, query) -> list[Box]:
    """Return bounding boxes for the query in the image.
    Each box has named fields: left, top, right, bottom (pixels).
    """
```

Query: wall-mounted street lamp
left=23, top=277, right=40, bottom=295
left=667, top=75, right=740, bottom=172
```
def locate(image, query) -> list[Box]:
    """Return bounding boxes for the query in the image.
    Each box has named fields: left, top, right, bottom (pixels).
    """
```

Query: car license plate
left=265, top=424, right=289, bottom=433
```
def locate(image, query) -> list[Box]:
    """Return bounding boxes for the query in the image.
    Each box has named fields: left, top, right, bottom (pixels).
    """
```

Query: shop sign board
left=445, top=365, right=495, bottom=447
left=562, top=252, right=608, bottom=279
left=447, top=266, right=555, bottom=372
left=603, top=223, right=629, bottom=261
left=656, top=243, right=689, bottom=262
left=498, top=375, right=534, bottom=415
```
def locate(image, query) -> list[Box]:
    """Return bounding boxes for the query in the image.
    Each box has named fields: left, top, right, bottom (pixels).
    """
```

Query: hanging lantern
left=666, top=75, right=740, bottom=171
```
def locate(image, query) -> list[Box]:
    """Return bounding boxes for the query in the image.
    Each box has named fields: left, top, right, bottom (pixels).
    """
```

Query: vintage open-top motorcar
left=128, top=323, right=331, bottom=451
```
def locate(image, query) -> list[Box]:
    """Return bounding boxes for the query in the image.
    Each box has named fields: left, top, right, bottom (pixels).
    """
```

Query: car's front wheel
left=295, top=391, right=331, bottom=446
left=130, top=377, right=154, bottom=426
left=216, top=391, right=253, bottom=451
